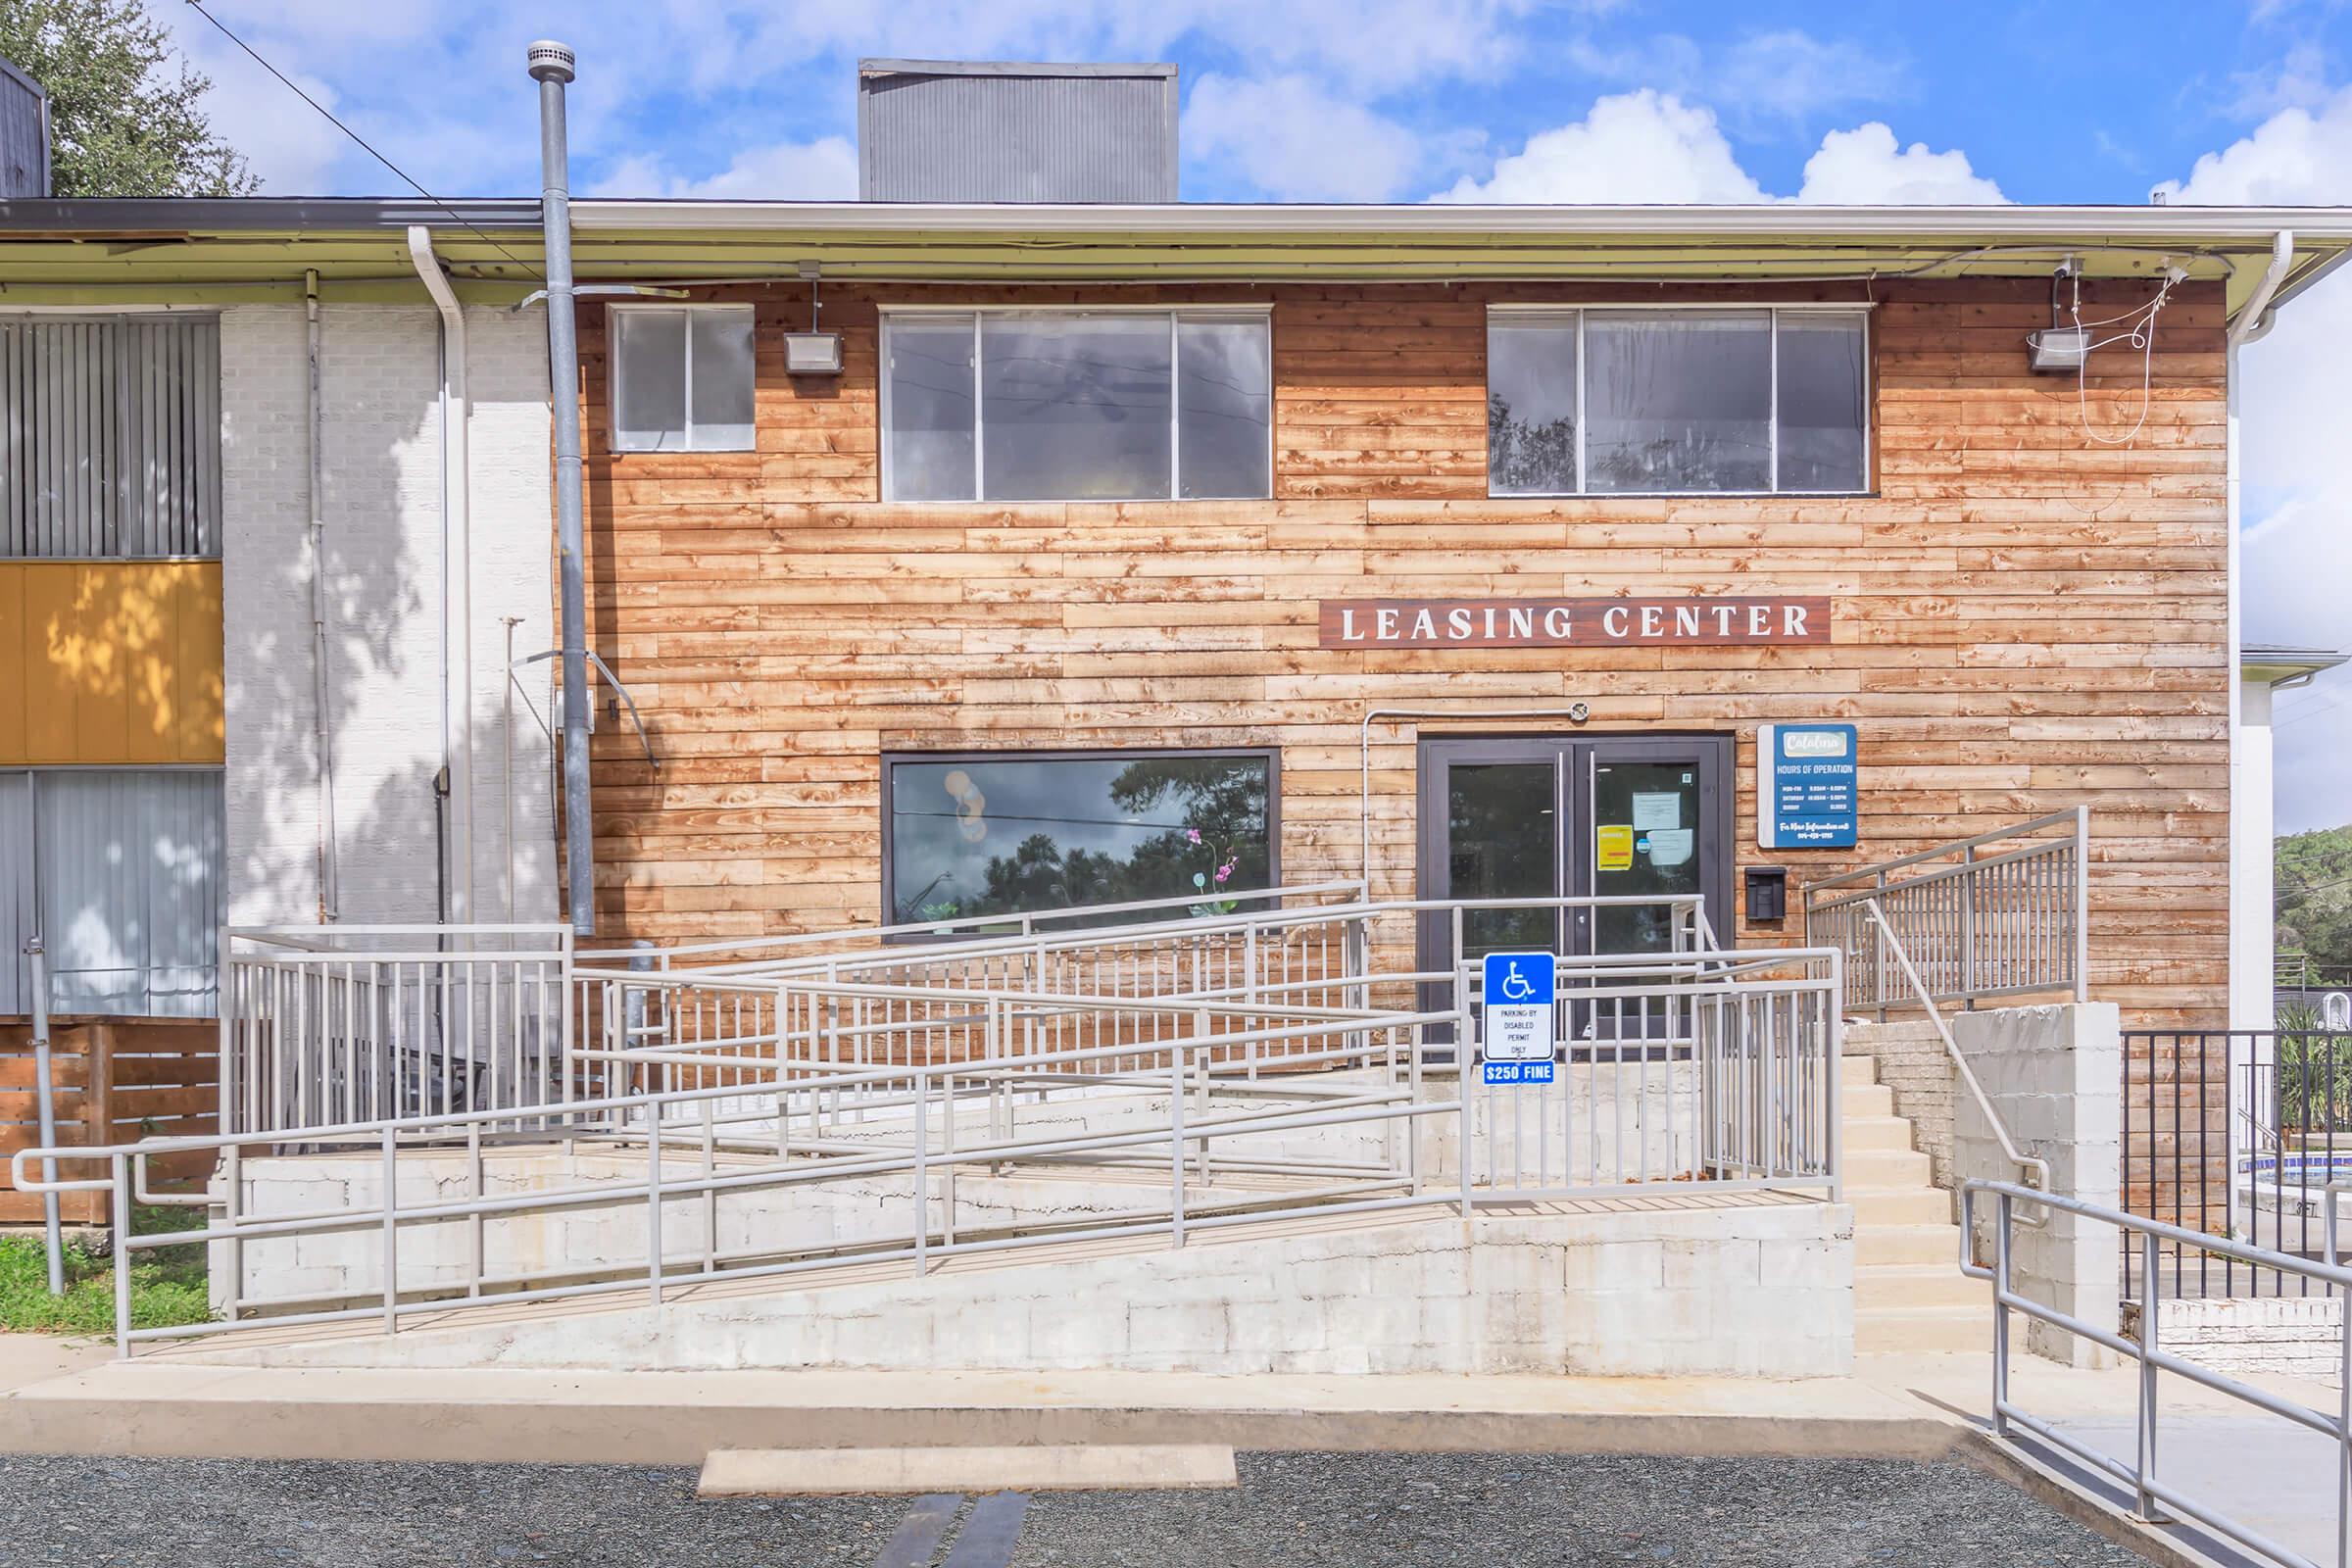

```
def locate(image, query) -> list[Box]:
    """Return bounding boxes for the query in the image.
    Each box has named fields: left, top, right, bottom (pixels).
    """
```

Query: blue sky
left=167, top=0, right=2352, bottom=832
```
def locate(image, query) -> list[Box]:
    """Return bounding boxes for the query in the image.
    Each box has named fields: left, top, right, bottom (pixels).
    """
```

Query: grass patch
left=0, top=1205, right=213, bottom=1335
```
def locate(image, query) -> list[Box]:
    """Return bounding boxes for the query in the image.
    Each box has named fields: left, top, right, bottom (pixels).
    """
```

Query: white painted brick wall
left=220, top=303, right=555, bottom=928
left=2157, top=1297, right=2343, bottom=1386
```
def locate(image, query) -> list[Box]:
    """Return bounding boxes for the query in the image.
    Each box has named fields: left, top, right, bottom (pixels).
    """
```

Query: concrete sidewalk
left=0, top=1335, right=2336, bottom=1566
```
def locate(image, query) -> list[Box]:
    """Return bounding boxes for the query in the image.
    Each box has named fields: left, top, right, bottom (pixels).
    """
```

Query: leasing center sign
left=1317, top=597, right=1830, bottom=650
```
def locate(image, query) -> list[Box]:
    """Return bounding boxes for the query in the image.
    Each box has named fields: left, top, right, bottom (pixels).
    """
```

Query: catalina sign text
left=1317, top=597, right=1832, bottom=650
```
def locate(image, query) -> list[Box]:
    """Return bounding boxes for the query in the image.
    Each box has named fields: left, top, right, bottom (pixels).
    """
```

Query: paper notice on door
left=1595, top=823, right=1635, bottom=871
left=1631, top=791, right=1682, bottom=831
left=1643, top=827, right=1694, bottom=867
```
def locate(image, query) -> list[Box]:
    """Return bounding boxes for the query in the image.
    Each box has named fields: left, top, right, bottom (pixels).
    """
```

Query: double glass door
left=1417, top=734, right=1733, bottom=982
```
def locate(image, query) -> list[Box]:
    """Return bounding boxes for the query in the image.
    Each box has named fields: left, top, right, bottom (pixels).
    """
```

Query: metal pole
left=2137, top=1228, right=2160, bottom=1520
left=530, top=39, right=593, bottom=939
left=1992, top=1191, right=2012, bottom=1438
left=24, top=940, right=63, bottom=1295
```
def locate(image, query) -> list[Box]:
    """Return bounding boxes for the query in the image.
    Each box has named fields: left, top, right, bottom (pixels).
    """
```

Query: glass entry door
left=1417, top=734, right=1732, bottom=984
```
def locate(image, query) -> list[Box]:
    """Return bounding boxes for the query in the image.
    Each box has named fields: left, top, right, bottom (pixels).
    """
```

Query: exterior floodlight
left=2027, top=325, right=2090, bottom=373
left=784, top=332, right=845, bottom=374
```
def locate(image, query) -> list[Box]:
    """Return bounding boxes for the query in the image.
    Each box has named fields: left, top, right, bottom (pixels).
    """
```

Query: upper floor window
left=1487, top=307, right=1869, bottom=497
left=2, top=315, right=220, bottom=558
left=608, top=304, right=756, bottom=453
left=882, top=309, right=1272, bottom=503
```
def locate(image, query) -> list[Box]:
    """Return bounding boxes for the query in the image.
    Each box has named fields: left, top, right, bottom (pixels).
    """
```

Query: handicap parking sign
left=1480, top=951, right=1555, bottom=1067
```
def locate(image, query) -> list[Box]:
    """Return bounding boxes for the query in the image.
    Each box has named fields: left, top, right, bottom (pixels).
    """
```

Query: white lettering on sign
left=1318, top=598, right=1833, bottom=650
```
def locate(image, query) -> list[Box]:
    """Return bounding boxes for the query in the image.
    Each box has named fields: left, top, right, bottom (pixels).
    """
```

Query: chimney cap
left=527, top=40, right=575, bottom=84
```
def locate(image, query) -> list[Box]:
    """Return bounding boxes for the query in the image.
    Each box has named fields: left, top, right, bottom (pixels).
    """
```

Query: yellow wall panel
left=0, top=561, right=223, bottom=765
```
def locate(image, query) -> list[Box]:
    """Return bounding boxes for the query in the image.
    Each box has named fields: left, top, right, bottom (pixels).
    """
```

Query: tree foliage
left=2277, top=823, right=2352, bottom=984
left=0, top=0, right=255, bottom=197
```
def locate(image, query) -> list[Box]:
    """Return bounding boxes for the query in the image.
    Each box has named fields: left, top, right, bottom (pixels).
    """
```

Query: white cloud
left=1793, top=122, right=2005, bottom=204
left=590, top=137, right=858, bottom=200
left=1185, top=74, right=1446, bottom=203
left=1434, top=93, right=1996, bottom=208
left=1712, top=30, right=1905, bottom=121
left=1434, top=90, right=1765, bottom=204
left=2159, top=82, right=2352, bottom=832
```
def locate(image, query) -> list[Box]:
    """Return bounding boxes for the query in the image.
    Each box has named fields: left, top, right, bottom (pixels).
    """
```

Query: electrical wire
left=181, top=1, right=544, bottom=282
left=2065, top=268, right=2180, bottom=447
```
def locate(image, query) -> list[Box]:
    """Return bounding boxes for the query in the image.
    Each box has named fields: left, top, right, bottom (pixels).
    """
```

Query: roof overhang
left=0, top=197, right=2345, bottom=320
left=2243, top=646, right=2350, bottom=687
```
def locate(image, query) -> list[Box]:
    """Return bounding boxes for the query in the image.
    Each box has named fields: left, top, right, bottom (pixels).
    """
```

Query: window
left=1, top=768, right=224, bottom=1018
left=882, top=310, right=1272, bottom=502
left=608, top=305, right=756, bottom=452
left=1487, top=308, right=1868, bottom=496
left=882, top=750, right=1277, bottom=928
left=1, top=315, right=220, bottom=558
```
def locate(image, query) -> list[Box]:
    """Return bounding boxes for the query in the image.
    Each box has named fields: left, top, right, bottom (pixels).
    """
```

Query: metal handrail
left=1804, top=808, right=2088, bottom=1020
left=579, top=879, right=1369, bottom=963
left=1963, top=1178, right=2352, bottom=1568
left=1862, top=898, right=2051, bottom=1203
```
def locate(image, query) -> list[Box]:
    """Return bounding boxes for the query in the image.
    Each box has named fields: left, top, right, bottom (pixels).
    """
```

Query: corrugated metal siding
left=0, top=58, right=45, bottom=199
left=859, top=66, right=1177, bottom=203
left=0, top=769, right=223, bottom=1019
left=1, top=317, right=221, bottom=559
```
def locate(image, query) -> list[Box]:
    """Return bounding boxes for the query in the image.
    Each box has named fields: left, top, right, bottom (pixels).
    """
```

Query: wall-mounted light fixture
left=785, top=259, right=844, bottom=375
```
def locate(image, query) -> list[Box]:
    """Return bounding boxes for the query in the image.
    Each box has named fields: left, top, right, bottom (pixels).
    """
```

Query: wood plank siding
left=571, top=276, right=2229, bottom=1033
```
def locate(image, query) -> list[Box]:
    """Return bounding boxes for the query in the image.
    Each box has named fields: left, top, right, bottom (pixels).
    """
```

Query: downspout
left=409, top=226, right=475, bottom=927
left=306, top=269, right=340, bottom=921
left=530, top=39, right=595, bottom=938
left=2223, top=231, right=2290, bottom=1035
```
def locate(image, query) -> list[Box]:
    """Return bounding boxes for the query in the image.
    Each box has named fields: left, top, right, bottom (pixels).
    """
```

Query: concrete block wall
left=220, top=302, right=556, bottom=929
left=1952, top=1002, right=2124, bottom=1368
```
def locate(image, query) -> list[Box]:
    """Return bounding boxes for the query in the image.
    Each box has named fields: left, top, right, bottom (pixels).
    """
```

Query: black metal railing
left=2123, top=1029, right=2352, bottom=1298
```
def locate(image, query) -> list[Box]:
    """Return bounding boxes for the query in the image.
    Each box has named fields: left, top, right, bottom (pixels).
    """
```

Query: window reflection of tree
left=896, top=759, right=1270, bottom=926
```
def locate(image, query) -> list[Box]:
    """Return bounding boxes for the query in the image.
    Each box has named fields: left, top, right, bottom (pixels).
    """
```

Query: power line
left=181, top=1, right=544, bottom=282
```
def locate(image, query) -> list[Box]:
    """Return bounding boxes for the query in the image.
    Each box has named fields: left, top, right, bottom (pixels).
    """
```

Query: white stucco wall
left=220, top=300, right=556, bottom=928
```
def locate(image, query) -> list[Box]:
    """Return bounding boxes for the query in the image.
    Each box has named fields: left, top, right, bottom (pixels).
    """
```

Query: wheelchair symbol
left=1497, top=961, right=1536, bottom=1003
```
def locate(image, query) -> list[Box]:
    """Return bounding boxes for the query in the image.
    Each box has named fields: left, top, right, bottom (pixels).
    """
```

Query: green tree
left=0, top=0, right=255, bottom=197
left=2278, top=824, right=2352, bottom=984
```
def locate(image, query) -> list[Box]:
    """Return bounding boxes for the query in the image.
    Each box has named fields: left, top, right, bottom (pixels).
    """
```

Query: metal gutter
left=2228, top=230, right=2294, bottom=349
left=0, top=196, right=544, bottom=231
left=410, top=226, right=475, bottom=927
left=567, top=198, right=2352, bottom=240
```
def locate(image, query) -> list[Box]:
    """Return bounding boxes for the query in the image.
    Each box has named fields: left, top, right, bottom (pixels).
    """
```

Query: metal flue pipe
left=530, top=39, right=594, bottom=937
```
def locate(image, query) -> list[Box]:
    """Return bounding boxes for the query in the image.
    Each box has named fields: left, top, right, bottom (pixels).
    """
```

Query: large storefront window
left=1488, top=307, right=1868, bottom=496
left=883, top=751, right=1276, bottom=928
left=882, top=311, right=1273, bottom=503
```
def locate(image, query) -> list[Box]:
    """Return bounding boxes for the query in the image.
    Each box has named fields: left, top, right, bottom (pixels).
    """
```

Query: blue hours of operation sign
left=1757, top=722, right=1859, bottom=849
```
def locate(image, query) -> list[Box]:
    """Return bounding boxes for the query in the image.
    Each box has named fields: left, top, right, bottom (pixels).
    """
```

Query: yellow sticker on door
left=1595, top=823, right=1635, bottom=871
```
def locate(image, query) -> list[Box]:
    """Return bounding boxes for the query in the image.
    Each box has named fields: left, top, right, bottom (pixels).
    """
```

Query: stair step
left=1838, top=1083, right=1896, bottom=1118
left=1856, top=1263, right=1993, bottom=1311
left=1842, top=1147, right=1934, bottom=1186
left=1838, top=1115, right=1917, bottom=1152
left=1856, top=1305, right=1987, bottom=1354
left=1847, top=1187, right=1956, bottom=1226
left=1838, top=1055, right=1880, bottom=1088
left=1856, top=1224, right=1963, bottom=1267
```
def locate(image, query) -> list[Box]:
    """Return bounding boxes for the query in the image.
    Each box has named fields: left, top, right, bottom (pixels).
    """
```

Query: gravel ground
left=0, top=1451, right=2146, bottom=1568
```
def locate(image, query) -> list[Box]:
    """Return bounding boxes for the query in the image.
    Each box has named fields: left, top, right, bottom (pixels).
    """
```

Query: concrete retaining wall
left=192, top=1197, right=1855, bottom=1379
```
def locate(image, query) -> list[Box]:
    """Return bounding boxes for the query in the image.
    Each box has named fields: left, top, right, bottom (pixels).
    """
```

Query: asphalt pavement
left=0, top=1450, right=2148, bottom=1567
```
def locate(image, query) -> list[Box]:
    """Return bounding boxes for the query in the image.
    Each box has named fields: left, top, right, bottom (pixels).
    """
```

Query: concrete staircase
left=1839, top=1045, right=1990, bottom=1353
